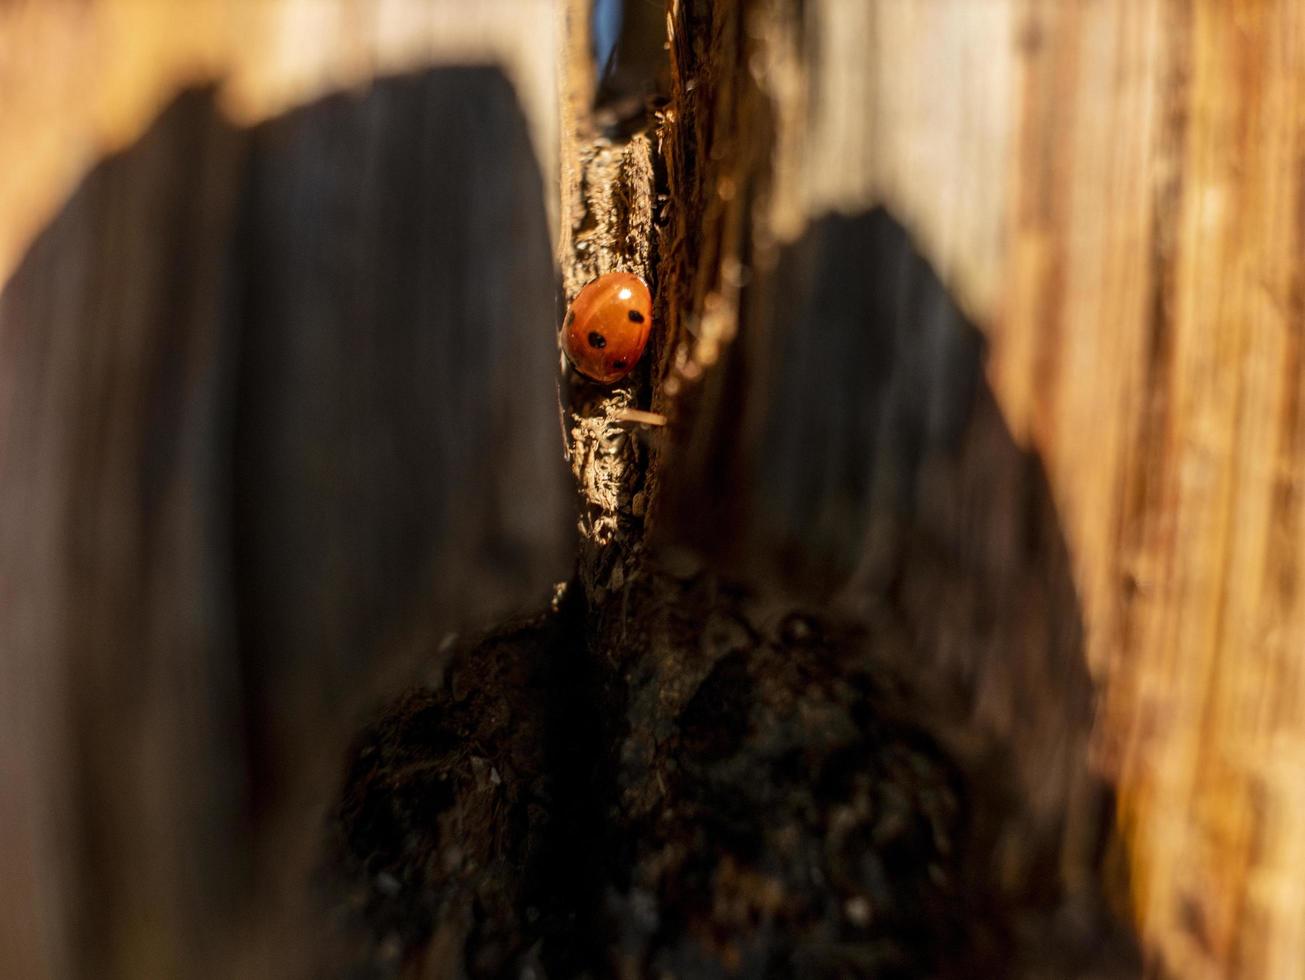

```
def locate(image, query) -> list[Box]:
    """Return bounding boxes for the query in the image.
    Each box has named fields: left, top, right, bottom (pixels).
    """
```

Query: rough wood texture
left=738, top=4, right=1305, bottom=978
left=5, top=2, right=1304, bottom=978
left=325, top=2, right=1135, bottom=977
left=0, top=69, right=571, bottom=980
left=656, top=0, right=1131, bottom=968
left=556, top=0, right=660, bottom=600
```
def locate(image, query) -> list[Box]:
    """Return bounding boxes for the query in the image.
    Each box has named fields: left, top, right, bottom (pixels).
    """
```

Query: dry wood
left=757, top=5, right=1305, bottom=978
left=0, top=70, right=571, bottom=980
left=324, top=1, right=1132, bottom=976
left=3, top=1, right=1304, bottom=979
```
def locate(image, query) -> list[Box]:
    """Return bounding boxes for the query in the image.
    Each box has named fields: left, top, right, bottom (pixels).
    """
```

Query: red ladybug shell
left=561, top=272, right=652, bottom=383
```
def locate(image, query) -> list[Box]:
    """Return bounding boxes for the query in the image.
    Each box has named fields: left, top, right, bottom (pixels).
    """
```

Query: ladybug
left=560, top=272, right=652, bottom=383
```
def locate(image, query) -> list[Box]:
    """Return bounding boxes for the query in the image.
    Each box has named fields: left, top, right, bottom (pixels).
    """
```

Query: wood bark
left=2, top=2, right=1304, bottom=980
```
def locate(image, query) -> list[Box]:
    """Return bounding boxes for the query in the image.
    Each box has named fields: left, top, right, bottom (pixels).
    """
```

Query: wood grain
left=4, top=1, right=1303, bottom=977
left=0, top=0, right=561, bottom=292
left=0, top=69, right=571, bottom=980
left=660, top=1, right=1305, bottom=976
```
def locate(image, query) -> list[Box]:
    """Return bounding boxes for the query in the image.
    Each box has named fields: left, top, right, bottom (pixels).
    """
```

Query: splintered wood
left=557, top=0, right=657, bottom=582
left=2, top=1, right=1303, bottom=977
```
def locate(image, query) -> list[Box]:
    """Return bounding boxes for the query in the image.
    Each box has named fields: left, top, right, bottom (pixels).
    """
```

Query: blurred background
left=0, top=3, right=576, bottom=977
left=3, top=2, right=1304, bottom=979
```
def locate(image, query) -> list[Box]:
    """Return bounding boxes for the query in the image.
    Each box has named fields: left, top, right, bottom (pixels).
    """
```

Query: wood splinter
left=612, top=407, right=667, bottom=427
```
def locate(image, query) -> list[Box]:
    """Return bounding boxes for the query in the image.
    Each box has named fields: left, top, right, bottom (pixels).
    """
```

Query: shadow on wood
left=0, top=68, right=571, bottom=980
left=324, top=210, right=1139, bottom=978
left=662, top=208, right=1139, bottom=976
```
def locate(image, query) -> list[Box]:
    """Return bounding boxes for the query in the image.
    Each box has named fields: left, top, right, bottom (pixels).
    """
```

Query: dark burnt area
left=617, top=603, right=997, bottom=979
left=323, top=592, right=606, bottom=978
left=324, top=563, right=1020, bottom=979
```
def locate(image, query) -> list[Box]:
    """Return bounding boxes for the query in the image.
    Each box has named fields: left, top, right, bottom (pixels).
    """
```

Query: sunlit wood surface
left=0, top=0, right=560, bottom=293
left=0, top=5, right=562, bottom=979
left=3, top=0, right=1304, bottom=977
left=767, top=3, right=1305, bottom=977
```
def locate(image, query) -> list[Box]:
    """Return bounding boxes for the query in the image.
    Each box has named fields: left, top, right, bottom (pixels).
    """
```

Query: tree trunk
left=2, top=2, right=1303, bottom=979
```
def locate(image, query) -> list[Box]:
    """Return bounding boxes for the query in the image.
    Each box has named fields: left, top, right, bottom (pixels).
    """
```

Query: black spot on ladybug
left=613, top=359, right=628, bottom=370
left=627, top=309, right=645, bottom=324
left=588, top=331, right=607, bottom=349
